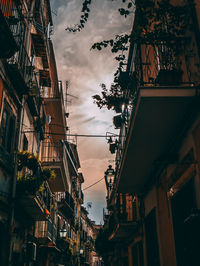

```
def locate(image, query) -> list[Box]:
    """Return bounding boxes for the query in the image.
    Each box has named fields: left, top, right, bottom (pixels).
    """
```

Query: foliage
left=66, top=0, right=191, bottom=111
left=41, top=167, right=56, bottom=181
left=92, top=82, right=127, bottom=112
left=17, top=150, right=39, bottom=172
left=17, top=151, right=56, bottom=195
left=65, top=0, right=92, bottom=32
left=65, top=0, right=134, bottom=32
left=17, top=174, right=43, bottom=194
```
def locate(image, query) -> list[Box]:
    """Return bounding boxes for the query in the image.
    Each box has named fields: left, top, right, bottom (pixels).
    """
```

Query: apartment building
left=99, top=1, right=200, bottom=265
left=80, top=206, right=97, bottom=266
left=0, top=1, right=89, bottom=265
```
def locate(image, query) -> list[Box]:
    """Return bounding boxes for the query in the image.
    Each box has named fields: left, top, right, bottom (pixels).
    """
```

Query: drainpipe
left=6, top=95, right=25, bottom=266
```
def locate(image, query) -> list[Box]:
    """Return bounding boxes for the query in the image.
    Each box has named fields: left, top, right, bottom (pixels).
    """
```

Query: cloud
left=50, top=0, right=132, bottom=223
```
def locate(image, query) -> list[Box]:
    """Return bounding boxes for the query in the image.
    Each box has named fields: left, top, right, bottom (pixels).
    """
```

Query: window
left=0, top=100, right=16, bottom=155
left=23, top=134, right=28, bottom=151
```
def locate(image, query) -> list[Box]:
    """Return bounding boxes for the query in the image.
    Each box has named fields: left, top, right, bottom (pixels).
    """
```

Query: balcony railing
left=16, top=164, right=52, bottom=220
left=64, top=141, right=78, bottom=172
left=0, top=0, right=40, bottom=96
left=35, top=219, right=57, bottom=243
left=107, top=193, right=138, bottom=239
left=41, top=142, right=63, bottom=163
left=132, top=42, right=195, bottom=88
left=0, top=1, right=18, bottom=58
left=56, top=191, right=75, bottom=211
left=80, top=191, right=84, bottom=203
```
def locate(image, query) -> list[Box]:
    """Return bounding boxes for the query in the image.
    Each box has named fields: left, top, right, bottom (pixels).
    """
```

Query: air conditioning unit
left=26, top=242, right=37, bottom=261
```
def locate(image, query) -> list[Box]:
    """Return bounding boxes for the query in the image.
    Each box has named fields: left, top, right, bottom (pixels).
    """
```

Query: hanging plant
left=17, top=151, right=56, bottom=195
left=17, top=150, right=39, bottom=172
left=92, top=82, right=128, bottom=112
left=17, top=174, right=43, bottom=195
left=41, top=168, right=56, bottom=181
left=91, top=0, right=191, bottom=111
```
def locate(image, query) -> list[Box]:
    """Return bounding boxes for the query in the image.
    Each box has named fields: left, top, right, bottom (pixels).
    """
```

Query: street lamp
left=59, top=228, right=67, bottom=238
left=104, top=165, right=115, bottom=192
left=80, top=248, right=84, bottom=255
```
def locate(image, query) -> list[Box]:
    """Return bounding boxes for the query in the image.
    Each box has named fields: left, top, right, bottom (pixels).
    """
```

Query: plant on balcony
left=66, top=0, right=190, bottom=109
left=91, top=0, right=191, bottom=110
left=41, top=167, right=56, bottom=181
left=17, top=151, right=56, bottom=195
left=92, top=82, right=129, bottom=113
left=17, top=150, right=39, bottom=172
left=17, top=174, right=43, bottom=195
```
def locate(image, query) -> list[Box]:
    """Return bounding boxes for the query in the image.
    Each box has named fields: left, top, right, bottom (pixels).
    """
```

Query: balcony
left=31, top=33, right=49, bottom=69
left=42, top=81, right=66, bottom=141
left=56, top=191, right=74, bottom=219
left=17, top=175, right=51, bottom=221
left=107, top=194, right=138, bottom=241
left=116, top=42, right=200, bottom=193
left=0, top=6, right=18, bottom=58
left=64, top=141, right=79, bottom=176
left=80, top=191, right=84, bottom=204
left=41, top=142, right=71, bottom=192
left=27, top=73, right=40, bottom=117
left=35, top=219, right=57, bottom=244
left=1, top=1, right=39, bottom=97
left=31, top=0, right=52, bottom=69
left=35, top=105, right=46, bottom=140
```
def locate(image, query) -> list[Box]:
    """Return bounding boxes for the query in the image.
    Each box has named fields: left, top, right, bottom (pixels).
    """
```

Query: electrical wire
left=83, top=177, right=105, bottom=191
left=22, top=131, right=119, bottom=138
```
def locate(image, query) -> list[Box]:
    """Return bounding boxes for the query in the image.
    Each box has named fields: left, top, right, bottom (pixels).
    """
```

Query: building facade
left=0, top=1, right=94, bottom=265
left=99, top=0, right=200, bottom=265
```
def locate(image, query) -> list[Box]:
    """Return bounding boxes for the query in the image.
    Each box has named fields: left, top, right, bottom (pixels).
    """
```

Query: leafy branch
left=65, top=0, right=92, bottom=32
left=65, top=0, right=135, bottom=32
left=92, top=0, right=191, bottom=111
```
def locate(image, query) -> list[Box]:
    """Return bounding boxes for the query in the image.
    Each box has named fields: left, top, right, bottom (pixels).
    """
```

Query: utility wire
left=23, top=131, right=118, bottom=138
left=83, top=177, right=105, bottom=191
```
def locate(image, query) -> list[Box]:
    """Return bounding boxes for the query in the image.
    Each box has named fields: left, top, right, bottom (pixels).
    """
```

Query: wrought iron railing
left=107, top=193, right=138, bottom=235
left=56, top=191, right=75, bottom=211
left=41, top=80, right=63, bottom=99
left=113, top=39, right=197, bottom=190
left=41, top=142, right=64, bottom=163
left=35, top=219, right=57, bottom=243
left=64, top=141, right=78, bottom=171
left=41, top=141, right=77, bottom=166
left=132, top=42, right=195, bottom=87
left=0, top=0, right=40, bottom=95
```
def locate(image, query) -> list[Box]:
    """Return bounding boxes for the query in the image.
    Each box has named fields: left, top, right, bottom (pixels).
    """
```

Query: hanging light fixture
left=104, top=165, right=115, bottom=192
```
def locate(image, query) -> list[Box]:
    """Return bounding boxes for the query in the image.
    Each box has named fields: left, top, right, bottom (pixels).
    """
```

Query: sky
left=50, top=0, right=132, bottom=224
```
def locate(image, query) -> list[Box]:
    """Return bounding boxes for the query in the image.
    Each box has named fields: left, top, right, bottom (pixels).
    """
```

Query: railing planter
left=17, top=175, right=43, bottom=195
left=41, top=168, right=56, bottom=181
left=17, top=151, right=39, bottom=172
left=113, top=115, right=123, bottom=129
left=17, top=151, right=56, bottom=195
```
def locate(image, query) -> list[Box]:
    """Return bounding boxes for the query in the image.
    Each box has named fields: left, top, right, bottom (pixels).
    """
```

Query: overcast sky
left=50, top=0, right=132, bottom=224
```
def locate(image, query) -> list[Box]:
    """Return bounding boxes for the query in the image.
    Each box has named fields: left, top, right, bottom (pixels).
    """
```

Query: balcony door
left=171, top=177, right=197, bottom=266
left=145, top=208, right=160, bottom=266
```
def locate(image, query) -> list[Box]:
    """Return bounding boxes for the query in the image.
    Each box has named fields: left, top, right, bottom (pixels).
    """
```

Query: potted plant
left=113, top=114, right=123, bottom=129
